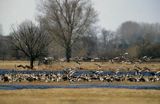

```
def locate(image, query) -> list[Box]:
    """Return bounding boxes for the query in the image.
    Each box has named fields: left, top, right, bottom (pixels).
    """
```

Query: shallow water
left=0, top=84, right=160, bottom=90
left=0, top=69, right=158, bottom=76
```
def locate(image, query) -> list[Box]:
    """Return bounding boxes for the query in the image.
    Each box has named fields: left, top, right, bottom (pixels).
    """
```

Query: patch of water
left=0, top=84, right=160, bottom=90
left=0, top=69, right=158, bottom=76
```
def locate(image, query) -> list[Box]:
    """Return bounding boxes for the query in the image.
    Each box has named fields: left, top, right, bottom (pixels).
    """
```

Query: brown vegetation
left=0, top=88, right=159, bottom=104
left=0, top=60, right=160, bottom=71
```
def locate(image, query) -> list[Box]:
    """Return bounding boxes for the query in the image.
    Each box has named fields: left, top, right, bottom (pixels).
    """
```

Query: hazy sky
left=0, top=0, right=160, bottom=35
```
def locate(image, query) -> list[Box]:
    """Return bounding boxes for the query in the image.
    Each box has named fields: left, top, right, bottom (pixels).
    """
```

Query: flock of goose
left=0, top=67, right=159, bottom=83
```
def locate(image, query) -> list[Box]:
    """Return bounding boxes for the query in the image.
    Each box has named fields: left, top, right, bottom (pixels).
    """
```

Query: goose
left=95, top=70, right=104, bottom=75
left=127, top=76, right=137, bottom=82
left=137, top=75, right=146, bottom=82
left=17, top=65, right=26, bottom=69
left=142, top=67, right=151, bottom=72
left=56, top=73, right=63, bottom=82
left=155, top=71, right=160, bottom=75
left=94, top=63, right=103, bottom=70
left=75, top=60, right=82, bottom=69
left=104, top=76, right=113, bottom=82
left=75, top=60, right=81, bottom=65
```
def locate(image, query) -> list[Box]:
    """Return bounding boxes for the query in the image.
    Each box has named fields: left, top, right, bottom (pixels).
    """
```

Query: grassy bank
left=0, top=88, right=159, bottom=104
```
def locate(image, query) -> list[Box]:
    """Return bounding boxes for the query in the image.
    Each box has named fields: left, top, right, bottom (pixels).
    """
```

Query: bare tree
left=11, top=21, right=51, bottom=69
left=0, top=25, right=4, bottom=60
left=39, top=0, right=97, bottom=62
left=101, top=29, right=113, bottom=48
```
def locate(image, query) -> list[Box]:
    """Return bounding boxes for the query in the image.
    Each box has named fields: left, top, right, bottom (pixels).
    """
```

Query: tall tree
left=117, top=21, right=142, bottom=46
left=39, top=0, right=97, bottom=62
left=74, top=26, right=98, bottom=57
left=11, top=21, right=51, bottom=69
left=98, top=29, right=114, bottom=57
left=0, top=24, right=2, bottom=35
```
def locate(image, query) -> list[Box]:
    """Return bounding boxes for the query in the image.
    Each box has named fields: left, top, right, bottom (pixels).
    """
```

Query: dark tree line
left=0, top=21, right=160, bottom=63
left=99, top=21, right=160, bottom=59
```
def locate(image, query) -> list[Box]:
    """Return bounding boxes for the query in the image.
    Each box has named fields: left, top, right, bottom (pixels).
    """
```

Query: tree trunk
left=65, top=46, right=71, bottom=62
left=30, top=58, right=34, bottom=69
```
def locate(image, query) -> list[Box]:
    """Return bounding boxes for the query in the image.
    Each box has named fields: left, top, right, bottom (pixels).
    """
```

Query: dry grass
left=0, top=88, right=159, bottom=104
left=0, top=61, right=160, bottom=104
left=0, top=60, right=29, bottom=69
left=0, top=60, right=160, bottom=71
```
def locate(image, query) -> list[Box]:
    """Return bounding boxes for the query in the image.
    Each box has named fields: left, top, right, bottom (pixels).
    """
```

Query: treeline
left=0, top=35, right=24, bottom=60
left=0, top=0, right=160, bottom=63
left=0, top=21, right=160, bottom=60
left=98, top=21, right=160, bottom=59
left=51, top=21, right=160, bottom=59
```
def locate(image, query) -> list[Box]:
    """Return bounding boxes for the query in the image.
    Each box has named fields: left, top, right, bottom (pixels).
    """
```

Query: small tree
left=39, top=0, right=97, bottom=62
left=11, top=21, right=51, bottom=69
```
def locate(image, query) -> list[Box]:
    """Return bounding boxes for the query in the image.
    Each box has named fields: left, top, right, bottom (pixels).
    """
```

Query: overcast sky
left=0, top=0, right=160, bottom=35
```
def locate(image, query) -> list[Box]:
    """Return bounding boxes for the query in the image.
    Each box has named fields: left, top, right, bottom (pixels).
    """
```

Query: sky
left=0, top=0, right=160, bottom=35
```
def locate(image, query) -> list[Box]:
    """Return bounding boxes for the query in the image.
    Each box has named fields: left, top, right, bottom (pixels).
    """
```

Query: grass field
left=0, top=61, right=160, bottom=104
left=0, top=88, right=160, bottom=104
left=0, top=60, right=160, bottom=71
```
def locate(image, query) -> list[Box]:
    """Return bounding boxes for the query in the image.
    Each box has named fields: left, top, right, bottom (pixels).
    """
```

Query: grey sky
left=0, top=0, right=160, bottom=35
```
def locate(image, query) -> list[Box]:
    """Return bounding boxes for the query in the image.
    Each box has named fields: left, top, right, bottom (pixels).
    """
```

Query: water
left=0, top=84, right=160, bottom=90
left=0, top=69, right=158, bottom=76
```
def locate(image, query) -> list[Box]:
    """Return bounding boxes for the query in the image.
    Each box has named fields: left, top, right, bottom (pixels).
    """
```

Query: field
left=0, top=60, right=160, bottom=104
left=0, top=88, right=160, bottom=104
left=0, top=60, right=160, bottom=71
